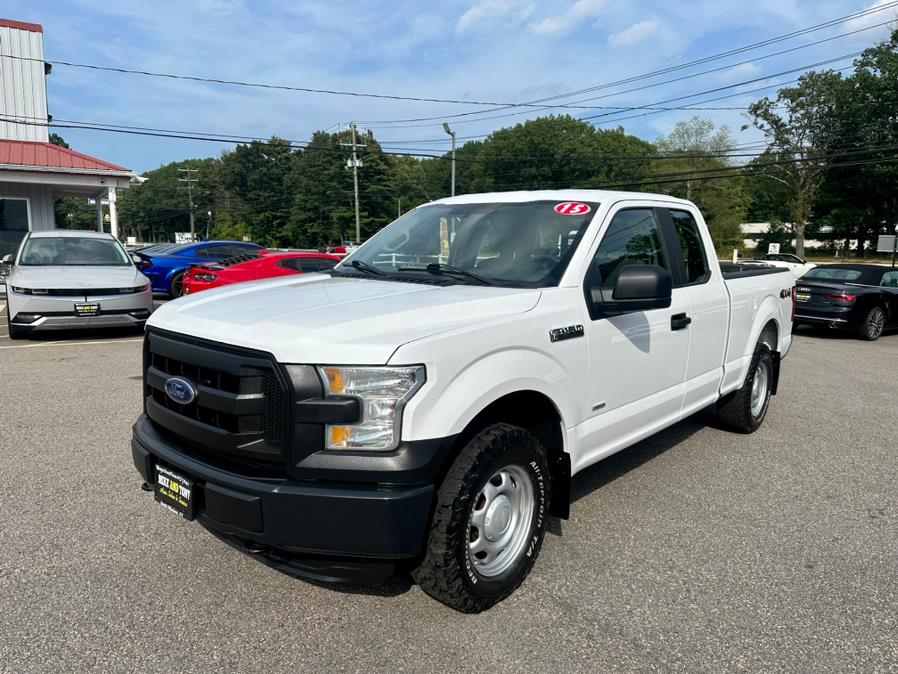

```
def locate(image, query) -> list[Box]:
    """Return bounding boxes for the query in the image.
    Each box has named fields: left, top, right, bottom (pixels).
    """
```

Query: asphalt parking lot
left=0, top=308, right=896, bottom=673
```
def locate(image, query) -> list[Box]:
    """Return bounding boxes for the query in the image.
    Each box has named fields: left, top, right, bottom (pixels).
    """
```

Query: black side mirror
left=590, top=265, right=672, bottom=316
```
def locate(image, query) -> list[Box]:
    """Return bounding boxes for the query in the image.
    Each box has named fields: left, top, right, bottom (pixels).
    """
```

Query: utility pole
left=178, top=167, right=199, bottom=241
left=443, top=122, right=456, bottom=197
left=340, top=124, right=365, bottom=244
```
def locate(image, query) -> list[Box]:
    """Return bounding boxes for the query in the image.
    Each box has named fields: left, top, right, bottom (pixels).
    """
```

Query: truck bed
left=720, top=265, right=794, bottom=397
left=719, top=262, right=781, bottom=279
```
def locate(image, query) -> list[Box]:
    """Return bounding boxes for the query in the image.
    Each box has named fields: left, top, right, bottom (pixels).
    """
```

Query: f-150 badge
left=549, top=325, right=585, bottom=342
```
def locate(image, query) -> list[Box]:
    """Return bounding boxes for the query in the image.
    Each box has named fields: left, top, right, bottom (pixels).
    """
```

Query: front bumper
left=8, top=289, right=153, bottom=331
left=131, top=415, right=437, bottom=582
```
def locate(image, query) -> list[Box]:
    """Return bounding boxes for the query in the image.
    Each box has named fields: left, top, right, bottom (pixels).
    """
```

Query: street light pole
left=443, top=122, right=456, bottom=197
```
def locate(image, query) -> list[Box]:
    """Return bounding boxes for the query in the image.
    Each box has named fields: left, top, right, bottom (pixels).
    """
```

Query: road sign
left=767, top=243, right=781, bottom=255
left=876, top=235, right=896, bottom=253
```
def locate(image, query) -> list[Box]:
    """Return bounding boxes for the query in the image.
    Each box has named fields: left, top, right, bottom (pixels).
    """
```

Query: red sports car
left=181, top=252, right=341, bottom=295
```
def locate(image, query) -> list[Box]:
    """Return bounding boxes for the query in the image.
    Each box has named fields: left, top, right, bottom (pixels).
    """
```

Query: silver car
left=4, top=230, right=154, bottom=339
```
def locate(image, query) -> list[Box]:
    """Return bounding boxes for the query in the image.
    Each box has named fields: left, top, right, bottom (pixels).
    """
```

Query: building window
left=0, top=198, right=30, bottom=257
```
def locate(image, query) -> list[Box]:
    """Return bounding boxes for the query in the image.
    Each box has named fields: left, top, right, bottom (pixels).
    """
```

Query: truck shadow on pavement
left=547, top=412, right=712, bottom=537
left=301, top=413, right=713, bottom=598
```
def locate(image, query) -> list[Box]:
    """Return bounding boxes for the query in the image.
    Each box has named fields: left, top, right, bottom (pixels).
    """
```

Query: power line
left=7, top=104, right=897, bottom=169
left=355, top=4, right=898, bottom=126
left=0, top=2, right=893, bottom=120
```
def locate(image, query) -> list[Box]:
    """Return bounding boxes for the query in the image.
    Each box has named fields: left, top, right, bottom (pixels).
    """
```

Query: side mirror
left=1, top=254, right=12, bottom=264
left=590, top=265, right=672, bottom=316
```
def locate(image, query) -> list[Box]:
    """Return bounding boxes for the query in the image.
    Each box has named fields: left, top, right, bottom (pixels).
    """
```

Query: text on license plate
left=154, top=464, right=195, bottom=520
left=74, top=302, right=100, bottom=316
left=796, top=293, right=811, bottom=302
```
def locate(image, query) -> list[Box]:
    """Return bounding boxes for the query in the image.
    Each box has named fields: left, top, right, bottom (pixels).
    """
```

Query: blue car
left=135, top=241, right=264, bottom=296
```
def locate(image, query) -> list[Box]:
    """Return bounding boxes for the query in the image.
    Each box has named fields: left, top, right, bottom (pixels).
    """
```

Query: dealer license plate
left=154, top=464, right=195, bottom=520
left=74, top=302, right=100, bottom=317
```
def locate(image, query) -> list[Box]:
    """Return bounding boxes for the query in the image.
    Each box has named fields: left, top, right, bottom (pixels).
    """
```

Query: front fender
left=400, top=347, right=582, bottom=446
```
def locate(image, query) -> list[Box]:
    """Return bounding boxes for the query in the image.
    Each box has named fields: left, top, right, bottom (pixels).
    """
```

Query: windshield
left=19, top=236, right=131, bottom=266
left=340, top=201, right=597, bottom=287
left=803, top=267, right=862, bottom=282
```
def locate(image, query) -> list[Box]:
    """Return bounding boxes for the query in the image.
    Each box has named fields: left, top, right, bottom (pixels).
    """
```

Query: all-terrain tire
left=412, top=423, right=551, bottom=613
left=716, top=343, right=773, bottom=434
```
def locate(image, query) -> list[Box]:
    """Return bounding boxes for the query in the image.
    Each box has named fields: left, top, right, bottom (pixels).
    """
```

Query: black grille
left=144, top=330, right=289, bottom=473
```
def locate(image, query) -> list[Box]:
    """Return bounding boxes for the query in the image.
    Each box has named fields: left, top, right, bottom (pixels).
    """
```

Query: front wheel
left=412, top=423, right=550, bottom=613
left=716, top=343, right=773, bottom=434
left=858, top=306, right=885, bottom=341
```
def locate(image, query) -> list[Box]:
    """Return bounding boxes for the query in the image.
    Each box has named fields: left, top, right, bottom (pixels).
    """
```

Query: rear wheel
left=412, top=423, right=550, bottom=613
left=858, top=306, right=885, bottom=341
left=716, top=343, right=773, bottom=434
left=168, top=272, right=184, bottom=297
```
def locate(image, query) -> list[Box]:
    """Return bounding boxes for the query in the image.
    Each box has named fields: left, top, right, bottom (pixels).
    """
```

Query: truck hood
left=148, top=274, right=542, bottom=364
left=9, top=265, right=145, bottom=289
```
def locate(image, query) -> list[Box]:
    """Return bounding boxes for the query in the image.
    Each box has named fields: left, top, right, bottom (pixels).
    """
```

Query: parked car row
left=134, top=240, right=264, bottom=296
left=182, top=251, right=339, bottom=295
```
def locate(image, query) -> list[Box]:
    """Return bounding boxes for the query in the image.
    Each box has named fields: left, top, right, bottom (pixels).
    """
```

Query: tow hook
left=140, top=482, right=153, bottom=492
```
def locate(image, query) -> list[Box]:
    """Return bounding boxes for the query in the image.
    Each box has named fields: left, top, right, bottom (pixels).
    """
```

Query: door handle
left=671, top=313, right=692, bottom=330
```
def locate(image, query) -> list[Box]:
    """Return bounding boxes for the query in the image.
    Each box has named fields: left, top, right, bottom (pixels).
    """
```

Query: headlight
left=194, top=273, right=217, bottom=282
left=10, top=286, right=31, bottom=294
left=317, top=365, right=425, bottom=451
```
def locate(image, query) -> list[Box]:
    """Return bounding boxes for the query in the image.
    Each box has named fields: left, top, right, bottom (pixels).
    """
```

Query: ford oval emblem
left=164, top=377, right=197, bottom=405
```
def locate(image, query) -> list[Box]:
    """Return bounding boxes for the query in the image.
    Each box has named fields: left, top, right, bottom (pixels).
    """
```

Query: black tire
left=858, top=306, right=885, bottom=341
left=168, top=271, right=184, bottom=297
left=6, top=313, right=26, bottom=340
left=716, top=343, right=773, bottom=434
left=412, top=423, right=551, bottom=613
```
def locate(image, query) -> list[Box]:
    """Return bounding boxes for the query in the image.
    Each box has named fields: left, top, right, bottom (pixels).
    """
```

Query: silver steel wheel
left=867, top=307, right=885, bottom=339
left=467, top=464, right=535, bottom=578
left=750, top=359, right=770, bottom=419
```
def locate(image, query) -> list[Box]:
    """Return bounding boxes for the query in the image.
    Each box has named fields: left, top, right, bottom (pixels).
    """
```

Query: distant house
left=740, top=221, right=832, bottom=252
left=0, top=18, right=137, bottom=257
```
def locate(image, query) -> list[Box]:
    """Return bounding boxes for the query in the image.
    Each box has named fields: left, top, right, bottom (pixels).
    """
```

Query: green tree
left=746, top=70, right=850, bottom=257
left=814, top=28, right=898, bottom=256
left=653, top=117, right=748, bottom=251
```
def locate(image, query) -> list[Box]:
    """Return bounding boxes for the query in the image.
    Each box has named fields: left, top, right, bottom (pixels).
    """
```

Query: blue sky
left=4, top=0, right=896, bottom=173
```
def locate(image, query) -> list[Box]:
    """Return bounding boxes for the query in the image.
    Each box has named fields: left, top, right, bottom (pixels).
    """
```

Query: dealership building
left=0, top=17, right=136, bottom=258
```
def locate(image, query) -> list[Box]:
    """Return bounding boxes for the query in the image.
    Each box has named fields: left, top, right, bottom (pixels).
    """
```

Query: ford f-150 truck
left=132, top=191, right=795, bottom=612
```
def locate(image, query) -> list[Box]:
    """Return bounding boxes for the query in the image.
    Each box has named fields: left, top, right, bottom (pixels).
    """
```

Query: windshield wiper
left=416, top=262, right=495, bottom=286
left=350, top=259, right=385, bottom=276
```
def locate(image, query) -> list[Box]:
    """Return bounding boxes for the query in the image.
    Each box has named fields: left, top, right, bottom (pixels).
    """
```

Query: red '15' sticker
left=554, top=202, right=591, bottom=216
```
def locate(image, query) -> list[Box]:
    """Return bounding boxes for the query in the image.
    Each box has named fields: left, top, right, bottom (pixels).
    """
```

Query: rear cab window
left=668, top=209, right=710, bottom=285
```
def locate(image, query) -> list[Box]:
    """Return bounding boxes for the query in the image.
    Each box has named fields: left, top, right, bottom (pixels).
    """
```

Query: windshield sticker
left=553, top=202, right=591, bottom=216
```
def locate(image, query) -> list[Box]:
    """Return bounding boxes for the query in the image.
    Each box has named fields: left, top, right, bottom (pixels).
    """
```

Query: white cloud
left=531, top=0, right=604, bottom=36
left=608, top=20, right=658, bottom=48
left=844, top=0, right=898, bottom=37
left=456, top=0, right=532, bottom=33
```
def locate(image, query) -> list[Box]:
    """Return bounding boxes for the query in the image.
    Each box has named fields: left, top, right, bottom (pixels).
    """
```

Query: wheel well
left=758, top=319, right=781, bottom=394
left=759, top=319, right=778, bottom=352
left=452, top=390, right=570, bottom=519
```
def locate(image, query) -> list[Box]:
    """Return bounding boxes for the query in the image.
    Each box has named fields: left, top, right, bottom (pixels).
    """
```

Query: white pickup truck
left=132, top=190, right=795, bottom=612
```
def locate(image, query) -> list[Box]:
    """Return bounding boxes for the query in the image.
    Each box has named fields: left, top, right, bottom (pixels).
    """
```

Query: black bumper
left=132, top=415, right=442, bottom=582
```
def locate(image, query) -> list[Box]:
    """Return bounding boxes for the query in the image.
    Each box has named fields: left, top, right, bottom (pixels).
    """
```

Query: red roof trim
left=0, top=18, right=43, bottom=33
left=0, top=139, right=131, bottom=173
